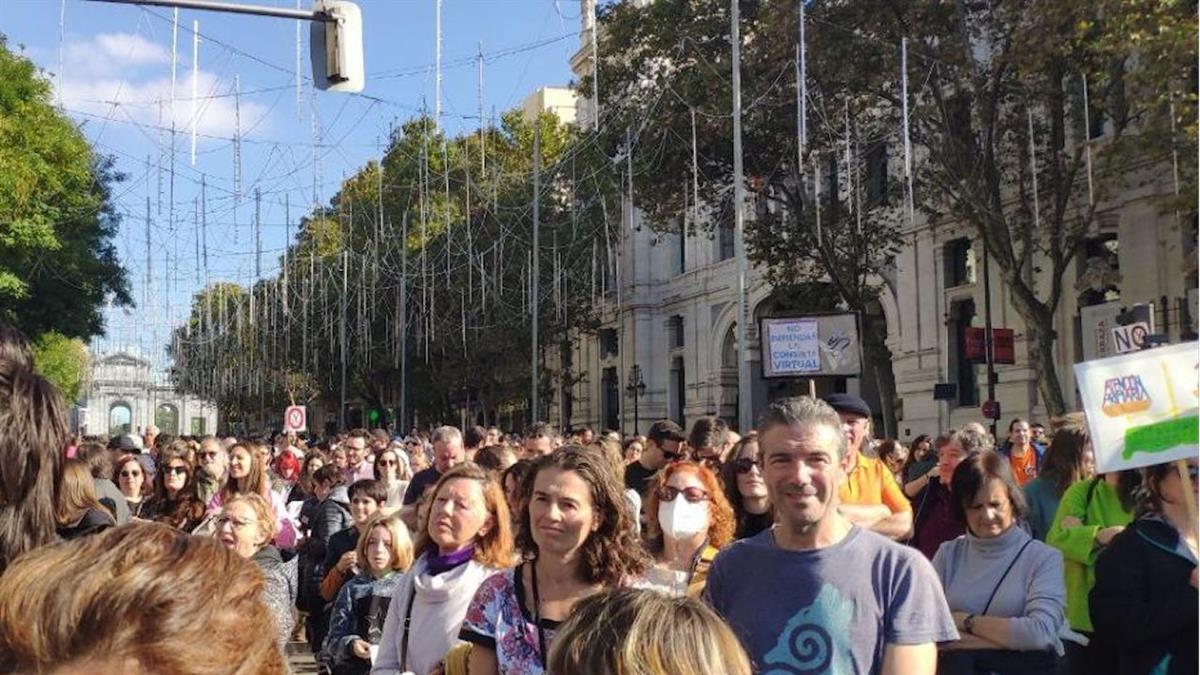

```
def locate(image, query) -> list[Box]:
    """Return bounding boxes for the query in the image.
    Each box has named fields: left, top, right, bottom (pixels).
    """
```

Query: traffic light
left=311, top=0, right=364, bottom=93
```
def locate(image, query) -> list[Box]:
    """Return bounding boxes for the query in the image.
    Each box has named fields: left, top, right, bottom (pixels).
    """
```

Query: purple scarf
left=426, top=545, right=475, bottom=576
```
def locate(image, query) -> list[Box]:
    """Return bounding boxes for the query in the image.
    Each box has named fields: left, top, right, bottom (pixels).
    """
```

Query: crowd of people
left=0, top=319, right=1196, bottom=675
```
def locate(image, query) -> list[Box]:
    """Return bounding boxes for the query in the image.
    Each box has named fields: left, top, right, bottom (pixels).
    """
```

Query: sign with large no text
left=1074, top=342, right=1198, bottom=473
left=283, top=405, right=307, bottom=433
left=759, top=313, right=862, bottom=378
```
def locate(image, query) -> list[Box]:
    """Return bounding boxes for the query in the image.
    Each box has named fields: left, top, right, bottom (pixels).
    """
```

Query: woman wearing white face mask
left=644, top=461, right=735, bottom=597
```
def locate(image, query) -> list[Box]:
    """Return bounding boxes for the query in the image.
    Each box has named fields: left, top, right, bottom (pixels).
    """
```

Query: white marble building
left=77, top=351, right=218, bottom=437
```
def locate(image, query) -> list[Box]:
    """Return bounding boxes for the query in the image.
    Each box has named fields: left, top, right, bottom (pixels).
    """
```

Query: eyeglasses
left=166, top=465, right=189, bottom=476
left=198, top=452, right=220, bottom=460
left=216, top=515, right=258, bottom=529
left=1176, top=464, right=1199, bottom=481
left=662, top=450, right=686, bottom=461
left=732, top=457, right=762, bottom=475
left=118, top=470, right=143, bottom=478
left=378, top=459, right=398, bottom=466
left=655, top=485, right=710, bottom=503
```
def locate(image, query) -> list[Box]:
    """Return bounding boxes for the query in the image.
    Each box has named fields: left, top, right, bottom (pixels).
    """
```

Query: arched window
left=109, top=402, right=132, bottom=436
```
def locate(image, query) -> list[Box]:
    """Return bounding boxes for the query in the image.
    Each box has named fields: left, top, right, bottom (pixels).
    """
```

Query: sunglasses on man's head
left=655, top=485, right=710, bottom=504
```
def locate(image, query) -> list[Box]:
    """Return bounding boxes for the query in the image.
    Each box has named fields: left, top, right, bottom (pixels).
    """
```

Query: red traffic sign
left=981, top=400, right=1001, bottom=420
left=283, top=405, right=307, bottom=432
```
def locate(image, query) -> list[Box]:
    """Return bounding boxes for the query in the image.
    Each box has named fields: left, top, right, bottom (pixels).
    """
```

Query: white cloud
left=56, top=32, right=269, bottom=140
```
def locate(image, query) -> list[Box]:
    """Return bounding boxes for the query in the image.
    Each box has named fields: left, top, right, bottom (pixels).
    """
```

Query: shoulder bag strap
left=982, top=539, right=1034, bottom=616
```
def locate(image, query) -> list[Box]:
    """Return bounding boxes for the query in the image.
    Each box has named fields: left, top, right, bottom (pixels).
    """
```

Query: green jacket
left=1045, top=477, right=1133, bottom=632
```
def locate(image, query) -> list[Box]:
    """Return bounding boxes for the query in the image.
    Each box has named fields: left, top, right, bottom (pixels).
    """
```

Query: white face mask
left=658, top=498, right=710, bottom=540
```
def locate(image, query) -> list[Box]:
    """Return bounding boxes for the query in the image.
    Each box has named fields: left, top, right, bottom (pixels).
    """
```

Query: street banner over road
left=1074, top=342, right=1198, bottom=473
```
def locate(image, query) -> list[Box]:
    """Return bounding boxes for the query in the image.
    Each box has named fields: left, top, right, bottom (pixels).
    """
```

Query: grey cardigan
left=932, top=525, right=1065, bottom=652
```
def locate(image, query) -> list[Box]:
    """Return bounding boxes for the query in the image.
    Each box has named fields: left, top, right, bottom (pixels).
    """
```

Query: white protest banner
left=766, top=319, right=821, bottom=375
left=1074, top=342, right=1199, bottom=474
left=283, top=405, right=307, bottom=433
left=759, top=313, right=862, bottom=378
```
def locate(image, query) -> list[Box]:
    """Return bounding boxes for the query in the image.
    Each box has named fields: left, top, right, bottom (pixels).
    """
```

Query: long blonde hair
left=547, top=587, right=752, bottom=675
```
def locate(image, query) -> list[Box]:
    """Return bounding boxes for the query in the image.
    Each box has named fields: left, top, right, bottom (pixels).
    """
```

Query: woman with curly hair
left=461, top=445, right=651, bottom=675
left=144, top=446, right=206, bottom=531
left=642, top=461, right=734, bottom=597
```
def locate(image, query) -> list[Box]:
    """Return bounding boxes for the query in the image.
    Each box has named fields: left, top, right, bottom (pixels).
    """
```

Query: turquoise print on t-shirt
left=763, top=584, right=855, bottom=674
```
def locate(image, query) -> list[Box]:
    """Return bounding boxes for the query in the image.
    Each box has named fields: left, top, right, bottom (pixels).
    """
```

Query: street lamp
left=625, top=364, right=647, bottom=435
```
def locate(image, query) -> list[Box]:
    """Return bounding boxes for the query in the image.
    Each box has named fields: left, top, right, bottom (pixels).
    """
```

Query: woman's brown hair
left=644, top=461, right=736, bottom=551
left=219, top=442, right=270, bottom=503
left=413, top=462, right=515, bottom=569
left=57, top=458, right=109, bottom=526
left=949, top=450, right=1028, bottom=527
left=151, top=447, right=205, bottom=530
left=113, top=454, right=148, bottom=498
left=0, top=522, right=287, bottom=674
left=1040, top=413, right=1092, bottom=496
left=0, top=361, right=66, bottom=574
left=516, top=445, right=651, bottom=586
left=299, top=449, right=329, bottom=496
left=718, top=433, right=772, bottom=536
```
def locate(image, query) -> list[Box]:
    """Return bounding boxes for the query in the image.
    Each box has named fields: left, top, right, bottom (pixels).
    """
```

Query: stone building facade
left=543, top=0, right=1196, bottom=440
left=77, top=351, right=218, bottom=437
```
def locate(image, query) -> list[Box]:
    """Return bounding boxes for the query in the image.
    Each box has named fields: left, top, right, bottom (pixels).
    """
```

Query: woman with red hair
left=643, top=461, right=735, bottom=597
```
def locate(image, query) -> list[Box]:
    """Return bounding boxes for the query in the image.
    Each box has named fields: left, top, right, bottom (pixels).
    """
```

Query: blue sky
left=3, top=0, right=584, bottom=367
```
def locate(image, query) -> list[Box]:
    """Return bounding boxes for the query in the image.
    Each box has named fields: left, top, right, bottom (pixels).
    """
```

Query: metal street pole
left=730, top=0, right=752, bottom=432
left=88, top=0, right=324, bottom=21
left=982, top=241, right=998, bottom=439
left=339, top=250, right=348, bottom=432
left=531, top=119, right=541, bottom=425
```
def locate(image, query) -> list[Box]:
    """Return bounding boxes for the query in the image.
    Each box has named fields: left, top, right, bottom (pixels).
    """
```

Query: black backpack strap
left=982, top=539, right=1035, bottom=615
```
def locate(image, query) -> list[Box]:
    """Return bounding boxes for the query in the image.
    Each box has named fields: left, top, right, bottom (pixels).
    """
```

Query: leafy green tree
left=170, top=111, right=620, bottom=429
left=32, top=331, right=88, bottom=402
left=0, top=36, right=131, bottom=339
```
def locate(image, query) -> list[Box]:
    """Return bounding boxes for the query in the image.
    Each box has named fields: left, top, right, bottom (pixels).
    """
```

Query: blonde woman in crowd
left=216, top=493, right=297, bottom=649
left=373, top=463, right=514, bottom=675
left=323, top=512, right=415, bottom=675
left=546, top=587, right=753, bottom=675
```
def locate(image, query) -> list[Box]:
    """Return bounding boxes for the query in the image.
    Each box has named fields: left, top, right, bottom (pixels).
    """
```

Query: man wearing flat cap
left=824, top=393, right=912, bottom=540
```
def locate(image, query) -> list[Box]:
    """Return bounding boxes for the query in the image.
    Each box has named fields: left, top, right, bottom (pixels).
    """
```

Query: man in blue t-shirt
left=704, top=396, right=958, bottom=674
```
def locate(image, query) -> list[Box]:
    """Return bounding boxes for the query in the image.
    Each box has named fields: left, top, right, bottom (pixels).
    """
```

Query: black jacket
left=297, top=494, right=352, bottom=612
left=1090, top=516, right=1198, bottom=675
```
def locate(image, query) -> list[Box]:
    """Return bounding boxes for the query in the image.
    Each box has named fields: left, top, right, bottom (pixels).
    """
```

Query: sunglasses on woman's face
left=655, top=485, right=710, bottom=504
left=378, top=459, right=398, bottom=466
left=166, top=465, right=189, bottom=476
left=732, top=457, right=762, bottom=475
